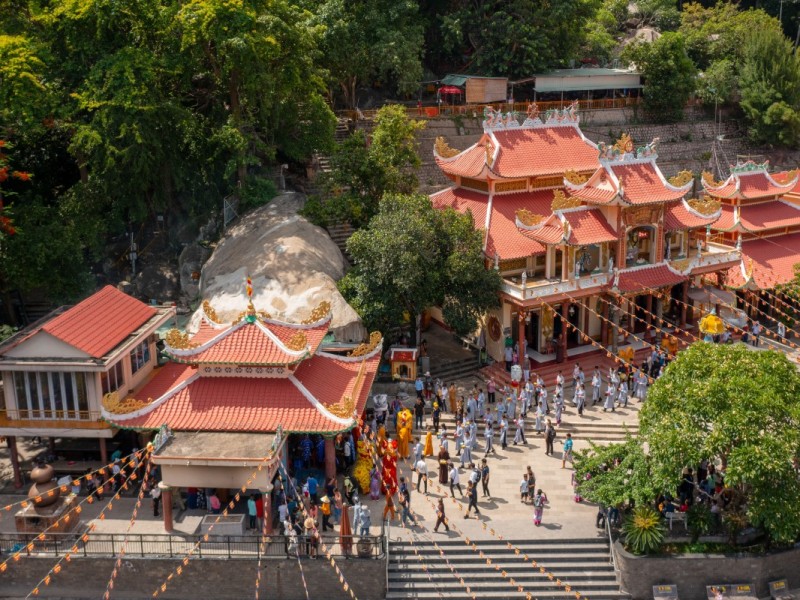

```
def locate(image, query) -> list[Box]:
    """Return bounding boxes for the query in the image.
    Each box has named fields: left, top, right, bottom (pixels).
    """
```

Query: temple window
left=129, top=340, right=151, bottom=375
left=574, top=244, right=601, bottom=276
left=527, top=254, right=545, bottom=278
left=13, top=371, right=89, bottom=419
left=626, top=227, right=655, bottom=266
left=101, top=361, right=124, bottom=396
left=665, top=231, right=686, bottom=260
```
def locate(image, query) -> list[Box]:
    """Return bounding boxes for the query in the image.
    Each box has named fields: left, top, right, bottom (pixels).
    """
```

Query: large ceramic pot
left=28, top=464, right=60, bottom=508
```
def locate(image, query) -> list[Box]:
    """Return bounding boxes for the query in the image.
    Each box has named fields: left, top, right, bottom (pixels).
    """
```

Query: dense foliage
left=340, top=193, right=501, bottom=341
left=579, top=343, right=800, bottom=546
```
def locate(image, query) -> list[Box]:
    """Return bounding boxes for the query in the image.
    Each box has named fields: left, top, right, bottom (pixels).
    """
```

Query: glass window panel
left=75, top=373, right=88, bottom=414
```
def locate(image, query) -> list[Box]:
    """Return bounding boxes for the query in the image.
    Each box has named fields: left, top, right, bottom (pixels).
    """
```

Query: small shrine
left=389, top=347, right=418, bottom=381
left=100, top=281, right=382, bottom=532
left=15, top=464, right=81, bottom=538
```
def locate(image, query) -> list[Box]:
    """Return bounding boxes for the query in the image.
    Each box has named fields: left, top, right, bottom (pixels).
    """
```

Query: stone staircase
left=326, top=221, right=355, bottom=263
left=431, top=354, right=481, bottom=382
left=387, top=538, right=628, bottom=599
left=334, top=118, right=351, bottom=143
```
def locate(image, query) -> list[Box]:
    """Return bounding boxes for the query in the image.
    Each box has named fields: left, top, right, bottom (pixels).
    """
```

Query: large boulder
left=189, top=192, right=366, bottom=342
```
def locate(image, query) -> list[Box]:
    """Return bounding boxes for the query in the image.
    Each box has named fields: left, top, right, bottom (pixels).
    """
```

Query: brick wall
left=615, top=540, right=800, bottom=600
left=0, top=556, right=386, bottom=600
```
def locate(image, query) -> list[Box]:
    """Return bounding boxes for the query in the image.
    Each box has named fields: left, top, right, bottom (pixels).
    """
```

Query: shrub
left=687, top=503, right=715, bottom=543
left=623, top=506, right=666, bottom=555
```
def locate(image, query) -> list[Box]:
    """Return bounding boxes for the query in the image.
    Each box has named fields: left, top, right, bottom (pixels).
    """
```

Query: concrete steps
left=387, top=538, right=628, bottom=600
left=326, top=221, right=354, bottom=263
left=431, top=355, right=481, bottom=381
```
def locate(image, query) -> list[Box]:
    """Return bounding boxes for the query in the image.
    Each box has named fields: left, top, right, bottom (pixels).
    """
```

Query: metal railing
left=0, top=531, right=386, bottom=560
left=339, top=96, right=643, bottom=121
left=605, top=510, right=629, bottom=595
left=0, top=408, right=102, bottom=422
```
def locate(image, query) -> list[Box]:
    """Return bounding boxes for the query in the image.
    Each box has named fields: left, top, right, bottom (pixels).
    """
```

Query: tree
left=739, top=27, right=800, bottom=147
left=696, top=59, right=737, bottom=106
left=640, top=343, right=800, bottom=544
left=308, top=0, right=424, bottom=108
left=622, top=32, right=696, bottom=122
left=438, top=0, right=601, bottom=79
left=302, top=104, right=424, bottom=228
left=339, top=193, right=501, bottom=344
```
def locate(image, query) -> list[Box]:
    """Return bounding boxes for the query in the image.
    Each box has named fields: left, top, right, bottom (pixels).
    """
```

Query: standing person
left=480, top=459, right=491, bottom=499
left=554, top=391, right=564, bottom=426
left=333, top=488, right=343, bottom=526
left=526, top=466, right=536, bottom=493
left=432, top=402, right=441, bottom=432
left=522, top=354, right=531, bottom=383
left=603, top=384, right=616, bottom=412
left=247, top=494, right=258, bottom=530
left=460, top=429, right=472, bottom=468
left=449, top=463, right=463, bottom=497
left=382, top=489, right=397, bottom=523
left=448, top=383, right=457, bottom=414
left=561, top=433, right=574, bottom=469
left=415, top=457, right=428, bottom=494
left=398, top=490, right=416, bottom=527
left=454, top=422, right=464, bottom=457
left=464, top=481, right=481, bottom=518
left=320, top=495, right=333, bottom=532
left=591, top=366, right=602, bottom=405
left=255, top=493, right=264, bottom=531
left=151, top=484, right=162, bottom=517
left=413, top=438, right=423, bottom=464
left=209, top=491, right=221, bottom=514
left=477, top=388, right=485, bottom=419
left=433, top=498, right=449, bottom=532
left=399, top=476, right=412, bottom=508
left=575, top=383, right=586, bottom=417
left=438, top=445, right=450, bottom=484
left=415, top=375, right=425, bottom=400
left=635, top=370, right=648, bottom=401
left=487, top=378, right=496, bottom=404
left=359, top=505, right=371, bottom=537
left=499, top=417, right=509, bottom=450
left=504, top=344, right=513, bottom=371
left=438, top=426, right=449, bottom=454
left=532, top=489, right=548, bottom=526
left=414, top=397, right=425, bottom=430
left=752, top=321, right=762, bottom=347
left=513, top=414, right=526, bottom=445
left=545, top=420, right=556, bottom=456
left=484, top=422, right=495, bottom=456
left=520, top=474, right=529, bottom=503
left=534, top=401, right=545, bottom=434
left=617, top=382, right=628, bottom=408
left=424, top=428, right=434, bottom=457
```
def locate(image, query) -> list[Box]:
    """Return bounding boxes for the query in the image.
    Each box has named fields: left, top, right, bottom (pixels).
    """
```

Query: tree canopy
left=578, top=343, right=800, bottom=545
left=339, top=192, right=501, bottom=341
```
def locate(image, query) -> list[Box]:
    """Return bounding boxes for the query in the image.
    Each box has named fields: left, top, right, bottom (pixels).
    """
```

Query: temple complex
left=101, top=295, right=382, bottom=532
left=430, top=103, right=741, bottom=364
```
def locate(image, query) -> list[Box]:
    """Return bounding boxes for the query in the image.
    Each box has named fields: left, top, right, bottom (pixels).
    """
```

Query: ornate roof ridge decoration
left=233, top=304, right=272, bottom=325
left=668, top=171, right=694, bottom=188
left=348, top=331, right=382, bottom=358
left=515, top=208, right=547, bottom=228
left=434, top=137, right=460, bottom=159
left=202, top=300, right=222, bottom=324
left=564, top=169, right=588, bottom=185
left=551, top=189, right=582, bottom=211
left=774, top=168, right=799, bottom=184
left=102, top=391, right=151, bottom=415
left=165, top=328, right=199, bottom=350
left=302, top=300, right=331, bottom=324
left=613, top=133, right=634, bottom=155
left=285, top=331, right=308, bottom=351
left=485, top=140, right=496, bottom=167
left=701, top=170, right=723, bottom=188
left=730, top=159, right=769, bottom=175
left=598, top=135, right=659, bottom=163
left=669, top=258, right=693, bottom=274
left=326, top=396, right=356, bottom=419
left=687, top=197, right=721, bottom=216
left=484, top=100, right=580, bottom=131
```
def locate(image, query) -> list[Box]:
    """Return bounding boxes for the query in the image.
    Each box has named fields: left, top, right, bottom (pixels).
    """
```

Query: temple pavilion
left=101, top=298, right=381, bottom=532
left=430, top=103, right=741, bottom=365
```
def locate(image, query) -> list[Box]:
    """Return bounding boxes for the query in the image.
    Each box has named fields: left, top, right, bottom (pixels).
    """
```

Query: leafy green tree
left=303, top=105, right=424, bottom=228
left=340, top=193, right=501, bottom=344
left=438, top=0, right=601, bottom=78
left=697, top=58, right=737, bottom=105
left=307, top=0, right=424, bottom=108
left=622, top=32, right=696, bottom=122
left=634, top=0, right=680, bottom=31
left=739, top=27, right=800, bottom=146
left=641, top=343, right=800, bottom=544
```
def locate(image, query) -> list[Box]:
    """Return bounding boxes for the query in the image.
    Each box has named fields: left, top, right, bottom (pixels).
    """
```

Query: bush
left=239, top=176, right=277, bottom=212
left=687, top=503, right=715, bottom=543
left=623, top=506, right=666, bottom=555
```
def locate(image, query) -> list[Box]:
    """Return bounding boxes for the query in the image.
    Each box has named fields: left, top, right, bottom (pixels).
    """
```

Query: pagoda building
left=703, top=161, right=800, bottom=298
left=101, top=297, right=381, bottom=531
left=431, top=103, right=740, bottom=365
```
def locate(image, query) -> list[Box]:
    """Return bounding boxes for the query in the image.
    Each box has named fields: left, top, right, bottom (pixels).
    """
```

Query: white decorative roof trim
left=599, top=155, right=658, bottom=168
left=289, top=375, right=354, bottom=426
left=316, top=340, right=383, bottom=363
left=683, top=199, right=721, bottom=220
left=763, top=170, right=799, bottom=190
left=165, top=319, right=248, bottom=357
left=255, top=320, right=308, bottom=355
left=515, top=216, right=550, bottom=231
left=260, top=312, right=331, bottom=330
left=102, top=371, right=201, bottom=422
left=483, top=193, right=494, bottom=253
left=434, top=140, right=480, bottom=162
left=201, top=309, right=228, bottom=330
left=656, top=166, right=693, bottom=194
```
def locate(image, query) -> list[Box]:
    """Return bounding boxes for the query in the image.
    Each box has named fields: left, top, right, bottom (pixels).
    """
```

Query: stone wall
left=615, top=540, right=800, bottom=600
left=0, top=555, right=386, bottom=600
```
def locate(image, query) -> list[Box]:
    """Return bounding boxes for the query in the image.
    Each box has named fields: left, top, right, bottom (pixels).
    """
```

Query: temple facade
left=431, top=103, right=741, bottom=364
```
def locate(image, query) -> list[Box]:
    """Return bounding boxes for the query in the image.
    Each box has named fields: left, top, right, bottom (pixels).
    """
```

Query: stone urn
left=28, top=464, right=60, bottom=509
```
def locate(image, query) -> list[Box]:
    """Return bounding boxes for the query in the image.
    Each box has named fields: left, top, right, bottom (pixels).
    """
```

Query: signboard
left=769, top=580, right=794, bottom=600
left=707, top=584, right=757, bottom=600
left=653, top=584, right=679, bottom=600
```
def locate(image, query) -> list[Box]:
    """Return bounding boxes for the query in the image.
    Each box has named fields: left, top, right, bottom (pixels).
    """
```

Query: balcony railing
left=502, top=271, right=611, bottom=301
left=0, top=409, right=108, bottom=429
left=669, top=241, right=740, bottom=273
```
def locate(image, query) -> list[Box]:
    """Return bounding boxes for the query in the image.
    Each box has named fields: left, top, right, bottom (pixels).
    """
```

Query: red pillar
left=324, top=437, right=336, bottom=480
left=517, top=311, right=526, bottom=367
left=560, top=303, right=569, bottom=358
left=160, top=484, right=173, bottom=532
left=600, top=296, right=609, bottom=346
left=263, top=489, right=273, bottom=535
left=99, top=437, right=108, bottom=465
left=7, top=436, right=23, bottom=488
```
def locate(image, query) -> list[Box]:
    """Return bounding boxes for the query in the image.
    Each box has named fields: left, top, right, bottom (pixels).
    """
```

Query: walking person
left=591, top=366, right=601, bottom=405
left=151, top=484, right=162, bottom=517
left=487, top=378, right=496, bottom=404
left=532, top=489, right=548, bottom=526
left=520, top=473, right=530, bottom=503
left=617, top=382, right=628, bottom=409
left=464, top=481, right=480, bottom=518
left=554, top=392, right=563, bottom=425
left=438, top=445, right=450, bottom=484
left=413, top=438, right=423, bottom=464
left=449, top=463, right=463, bottom=497
left=603, top=384, right=616, bottom=412
left=499, top=417, right=509, bottom=449
left=414, top=457, right=428, bottom=494
left=534, top=401, right=545, bottom=434
left=484, top=422, right=495, bottom=456
left=398, top=490, right=416, bottom=527
left=513, top=414, right=526, bottom=445
left=433, top=498, right=449, bottom=532
left=414, top=397, right=425, bottom=430
left=320, top=495, right=333, bottom=532
left=545, top=420, right=556, bottom=456
left=561, top=433, right=574, bottom=469
left=575, top=383, right=586, bottom=417
left=247, top=494, right=258, bottom=530
left=480, top=459, right=491, bottom=499
left=460, top=429, right=472, bottom=467
left=359, top=505, right=371, bottom=536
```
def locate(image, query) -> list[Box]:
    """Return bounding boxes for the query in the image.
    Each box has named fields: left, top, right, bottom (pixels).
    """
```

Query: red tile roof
left=664, top=200, right=720, bottom=231
left=170, top=321, right=310, bottom=366
left=40, top=286, right=157, bottom=358
left=487, top=191, right=551, bottom=259
left=705, top=172, right=796, bottom=200
left=105, top=352, right=380, bottom=433
left=614, top=263, right=686, bottom=293
left=739, top=201, right=800, bottom=232
left=611, top=162, right=688, bottom=205
left=518, top=223, right=564, bottom=245
left=734, top=232, right=800, bottom=289
left=431, top=187, right=490, bottom=249
left=489, top=126, right=599, bottom=178
left=562, top=209, right=617, bottom=245
left=435, top=143, right=489, bottom=179
left=564, top=168, right=618, bottom=204
left=713, top=205, right=736, bottom=231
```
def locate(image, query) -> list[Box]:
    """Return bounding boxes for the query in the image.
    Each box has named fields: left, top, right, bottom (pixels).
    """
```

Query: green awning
left=440, top=74, right=468, bottom=87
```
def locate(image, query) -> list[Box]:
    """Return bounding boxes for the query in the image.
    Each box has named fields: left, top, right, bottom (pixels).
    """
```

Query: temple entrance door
left=567, top=303, right=581, bottom=346
left=527, top=312, right=540, bottom=352
left=634, top=295, right=649, bottom=334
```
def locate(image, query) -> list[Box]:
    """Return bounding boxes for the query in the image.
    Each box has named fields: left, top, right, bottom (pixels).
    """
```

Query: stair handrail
left=606, top=508, right=630, bottom=596
left=384, top=518, right=390, bottom=593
